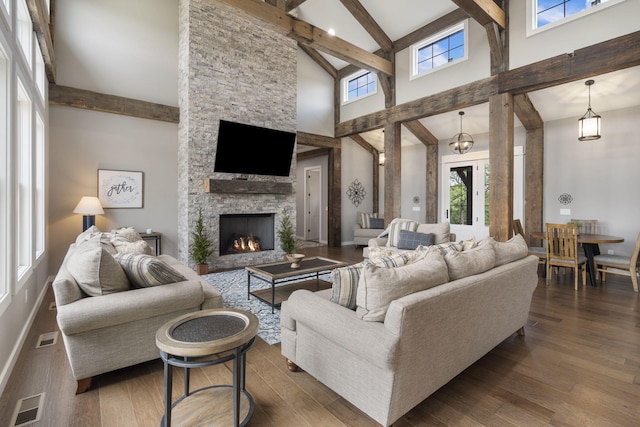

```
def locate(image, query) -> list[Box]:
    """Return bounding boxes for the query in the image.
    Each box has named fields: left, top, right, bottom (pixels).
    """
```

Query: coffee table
left=246, top=257, right=349, bottom=313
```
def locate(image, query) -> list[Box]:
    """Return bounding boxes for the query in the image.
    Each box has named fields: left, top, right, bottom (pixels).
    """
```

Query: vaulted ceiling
left=264, top=0, right=640, bottom=151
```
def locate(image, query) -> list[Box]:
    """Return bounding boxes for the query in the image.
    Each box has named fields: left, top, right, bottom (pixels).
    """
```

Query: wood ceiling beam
left=336, top=76, right=498, bottom=137
left=338, top=0, right=393, bottom=52
left=26, top=0, right=56, bottom=82
left=216, top=0, right=393, bottom=75
left=349, top=134, right=379, bottom=155
left=285, top=0, right=308, bottom=13
left=403, top=120, right=438, bottom=146
left=297, top=147, right=330, bottom=161
left=501, top=30, right=640, bottom=94
left=49, top=84, right=179, bottom=123
left=296, top=131, right=340, bottom=148
left=513, top=93, right=543, bottom=130
left=298, top=43, right=338, bottom=78
left=450, top=0, right=505, bottom=29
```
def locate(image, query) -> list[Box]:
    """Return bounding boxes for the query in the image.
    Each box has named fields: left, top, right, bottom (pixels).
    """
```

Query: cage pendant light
left=449, top=111, right=474, bottom=154
left=578, top=79, right=601, bottom=141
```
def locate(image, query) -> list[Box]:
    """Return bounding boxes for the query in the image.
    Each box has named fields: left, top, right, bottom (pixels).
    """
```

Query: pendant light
left=449, top=111, right=474, bottom=154
left=578, top=79, right=601, bottom=141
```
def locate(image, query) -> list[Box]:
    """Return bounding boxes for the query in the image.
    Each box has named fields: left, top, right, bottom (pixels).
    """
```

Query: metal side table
left=156, top=309, right=259, bottom=427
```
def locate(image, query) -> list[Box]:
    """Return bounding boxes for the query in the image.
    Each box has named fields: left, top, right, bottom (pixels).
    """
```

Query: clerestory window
left=410, top=21, right=467, bottom=79
left=534, top=0, right=623, bottom=30
left=342, top=70, right=377, bottom=104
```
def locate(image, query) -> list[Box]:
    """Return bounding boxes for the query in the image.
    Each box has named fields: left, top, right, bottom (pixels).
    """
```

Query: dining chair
left=512, top=219, right=546, bottom=272
left=570, top=219, right=598, bottom=235
left=546, top=223, right=587, bottom=290
left=593, top=232, right=640, bottom=293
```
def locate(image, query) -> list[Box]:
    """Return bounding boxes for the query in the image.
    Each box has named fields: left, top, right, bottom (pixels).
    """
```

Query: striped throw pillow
left=330, top=253, right=410, bottom=309
left=358, top=212, right=379, bottom=228
left=114, top=253, right=187, bottom=288
left=386, top=219, right=419, bottom=247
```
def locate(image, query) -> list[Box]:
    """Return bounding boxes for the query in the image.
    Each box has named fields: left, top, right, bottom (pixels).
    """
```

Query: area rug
left=203, top=269, right=331, bottom=345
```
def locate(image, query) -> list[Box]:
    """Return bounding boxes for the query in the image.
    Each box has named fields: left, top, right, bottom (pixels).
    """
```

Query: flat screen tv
left=214, top=120, right=296, bottom=177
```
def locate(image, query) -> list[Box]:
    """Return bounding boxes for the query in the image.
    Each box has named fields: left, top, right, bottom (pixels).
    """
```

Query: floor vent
left=10, top=393, right=45, bottom=426
left=49, top=301, right=56, bottom=310
left=36, top=331, right=58, bottom=348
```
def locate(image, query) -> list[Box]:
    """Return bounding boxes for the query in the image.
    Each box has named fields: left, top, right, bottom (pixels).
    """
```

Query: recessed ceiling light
left=328, top=28, right=336, bottom=36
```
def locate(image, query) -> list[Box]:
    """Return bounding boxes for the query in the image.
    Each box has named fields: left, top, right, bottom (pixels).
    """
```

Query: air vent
left=35, top=331, right=58, bottom=348
left=10, top=393, right=45, bottom=426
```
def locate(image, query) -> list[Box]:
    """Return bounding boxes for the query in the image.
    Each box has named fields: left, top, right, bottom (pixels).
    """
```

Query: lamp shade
left=73, top=196, right=105, bottom=215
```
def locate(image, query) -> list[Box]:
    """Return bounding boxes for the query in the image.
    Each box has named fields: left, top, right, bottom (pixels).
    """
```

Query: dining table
left=529, top=232, right=624, bottom=287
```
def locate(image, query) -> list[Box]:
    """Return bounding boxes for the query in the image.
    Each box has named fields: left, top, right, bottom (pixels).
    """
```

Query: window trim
left=341, top=70, right=378, bottom=105
left=0, top=32, right=10, bottom=315
left=15, top=76, right=32, bottom=285
left=527, top=0, right=626, bottom=37
left=410, top=20, right=468, bottom=80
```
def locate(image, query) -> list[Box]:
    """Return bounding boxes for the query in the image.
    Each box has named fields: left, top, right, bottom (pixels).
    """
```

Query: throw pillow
left=369, top=217, right=385, bottom=229
left=358, top=212, right=379, bottom=228
left=66, top=235, right=130, bottom=296
left=415, top=221, right=451, bottom=245
left=112, top=238, right=153, bottom=255
left=427, top=241, right=462, bottom=256
left=113, top=253, right=187, bottom=288
left=367, top=247, right=402, bottom=260
left=111, top=227, right=143, bottom=242
left=396, top=230, right=435, bottom=250
left=356, top=250, right=449, bottom=322
left=330, top=253, right=410, bottom=309
left=443, top=243, right=496, bottom=281
left=75, top=225, right=101, bottom=245
left=460, top=237, right=478, bottom=251
left=493, top=234, right=529, bottom=266
left=386, top=219, right=419, bottom=247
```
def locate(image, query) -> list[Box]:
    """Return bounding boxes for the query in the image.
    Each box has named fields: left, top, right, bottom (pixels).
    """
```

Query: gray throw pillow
left=369, top=217, right=385, bottom=229
left=396, top=230, right=435, bottom=250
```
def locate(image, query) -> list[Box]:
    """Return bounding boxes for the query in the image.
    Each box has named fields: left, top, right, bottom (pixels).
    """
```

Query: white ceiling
left=293, top=0, right=640, bottom=151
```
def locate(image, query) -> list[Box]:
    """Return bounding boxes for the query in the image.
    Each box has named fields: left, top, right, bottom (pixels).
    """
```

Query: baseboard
left=0, top=278, right=51, bottom=397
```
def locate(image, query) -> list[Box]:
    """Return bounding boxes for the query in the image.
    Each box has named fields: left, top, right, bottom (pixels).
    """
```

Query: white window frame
left=34, top=39, right=45, bottom=99
left=0, top=34, right=10, bottom=314
left=341, top=70, right=377, bottom=105
left=527, top=0, right=626, bottom=36
left=15, top=77, right=32, bottom=285
left=410, top=20, right=468, bottom=80
left=0, top=0, right=9, bottom=30
left=35, top=112, right=44, bottom=259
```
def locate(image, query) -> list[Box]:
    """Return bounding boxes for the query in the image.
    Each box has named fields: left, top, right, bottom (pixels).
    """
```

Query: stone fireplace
left=219, top=213, right=275, bottom=256
left=177, top=0, right=297, bottom=270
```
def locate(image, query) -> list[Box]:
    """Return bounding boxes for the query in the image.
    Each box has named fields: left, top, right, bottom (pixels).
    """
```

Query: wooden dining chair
left=546, top=223, right=587, bottom=290
left=570, top=219, right=598, bottom=235
left=593, top=232, right=640, bottom=293
left=512, top=219, right=546, bottom=271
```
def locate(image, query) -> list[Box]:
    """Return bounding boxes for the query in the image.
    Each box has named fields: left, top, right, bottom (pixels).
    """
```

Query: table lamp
left=73, top=196, right=104, bottom=231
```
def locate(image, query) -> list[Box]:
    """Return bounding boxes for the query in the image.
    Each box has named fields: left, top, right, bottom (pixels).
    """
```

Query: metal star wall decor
left=347, top=179, right=366, bottom=207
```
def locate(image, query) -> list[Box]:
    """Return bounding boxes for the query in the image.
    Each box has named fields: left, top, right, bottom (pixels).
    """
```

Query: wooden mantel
left=203, top=179, right=293, bottom=194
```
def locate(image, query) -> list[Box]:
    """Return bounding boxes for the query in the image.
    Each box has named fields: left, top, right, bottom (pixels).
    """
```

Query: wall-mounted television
left=214, top=120, right=296, bottom=177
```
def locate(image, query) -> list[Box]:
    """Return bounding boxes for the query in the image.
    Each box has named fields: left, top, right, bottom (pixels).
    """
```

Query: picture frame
left=97, top=169, right=144, bottom=208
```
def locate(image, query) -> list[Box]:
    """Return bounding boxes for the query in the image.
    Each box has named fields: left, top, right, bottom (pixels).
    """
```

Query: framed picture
left=98, top=169, right=144, bottom=208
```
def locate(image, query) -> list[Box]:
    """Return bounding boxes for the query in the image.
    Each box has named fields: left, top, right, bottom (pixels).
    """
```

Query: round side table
left=156, top=308, right=259, bottom=427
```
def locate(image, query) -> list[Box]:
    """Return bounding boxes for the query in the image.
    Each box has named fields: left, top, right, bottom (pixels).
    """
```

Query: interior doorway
left=304, top=167, right=321, bottom=242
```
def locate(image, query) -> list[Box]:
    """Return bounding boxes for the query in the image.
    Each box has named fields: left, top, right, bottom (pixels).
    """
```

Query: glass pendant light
left=578, top=79, right=601, bottom=141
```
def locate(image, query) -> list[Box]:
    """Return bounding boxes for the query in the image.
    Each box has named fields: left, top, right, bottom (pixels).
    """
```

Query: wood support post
left=383, top=122, right=401, bottom=224
left=489, top=93, right=514, bottom=242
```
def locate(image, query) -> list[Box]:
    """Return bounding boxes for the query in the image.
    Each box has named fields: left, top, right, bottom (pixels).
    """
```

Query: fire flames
left=233, top=235, right=261, bottom=252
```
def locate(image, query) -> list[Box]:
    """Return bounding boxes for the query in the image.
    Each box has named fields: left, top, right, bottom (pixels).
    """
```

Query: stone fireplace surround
left=177, top=0, right=297, bottom=271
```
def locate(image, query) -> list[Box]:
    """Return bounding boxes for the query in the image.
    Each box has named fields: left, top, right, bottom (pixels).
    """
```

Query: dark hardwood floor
left=1, top=244, right=639, bottom=426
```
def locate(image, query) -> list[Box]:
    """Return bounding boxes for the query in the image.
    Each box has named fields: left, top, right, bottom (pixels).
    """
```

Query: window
left=342, top=70, right=376, bottom=104
left=411, top=21, right=467, bottom=78
left=534, top=0, right=621, bottom=29
left=35, top=41, right=45, bottom=99
left=16, top=78, right=32, bottom=282
left=16, top=0, right=32, bottom=67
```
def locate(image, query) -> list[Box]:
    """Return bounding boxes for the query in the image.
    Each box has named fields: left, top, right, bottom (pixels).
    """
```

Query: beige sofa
left=281, top=236, right=538, bottom=426
left=52, top=228, right=223, bottom=393
left=363, top=219, right=456, bottom=258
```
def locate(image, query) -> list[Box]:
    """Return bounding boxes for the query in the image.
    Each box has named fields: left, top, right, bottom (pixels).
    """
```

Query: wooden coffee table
left=246, top=257, right=349, bottom=313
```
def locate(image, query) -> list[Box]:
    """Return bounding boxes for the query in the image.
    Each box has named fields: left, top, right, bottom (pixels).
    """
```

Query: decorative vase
left=285, top=254, right=305, bottom=269
left=196, top=263, right=209, bottom=275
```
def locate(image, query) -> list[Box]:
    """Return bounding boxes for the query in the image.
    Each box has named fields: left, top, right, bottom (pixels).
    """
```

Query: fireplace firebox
left=219, top=213, right=275, bottom=255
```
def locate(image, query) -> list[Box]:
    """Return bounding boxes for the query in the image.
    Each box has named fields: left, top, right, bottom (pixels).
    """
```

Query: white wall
left=296, top=49, right=334, bottom=136
left=543, top=104, right=640, bottom=256
left=49, top=0, right=180, bottom=273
